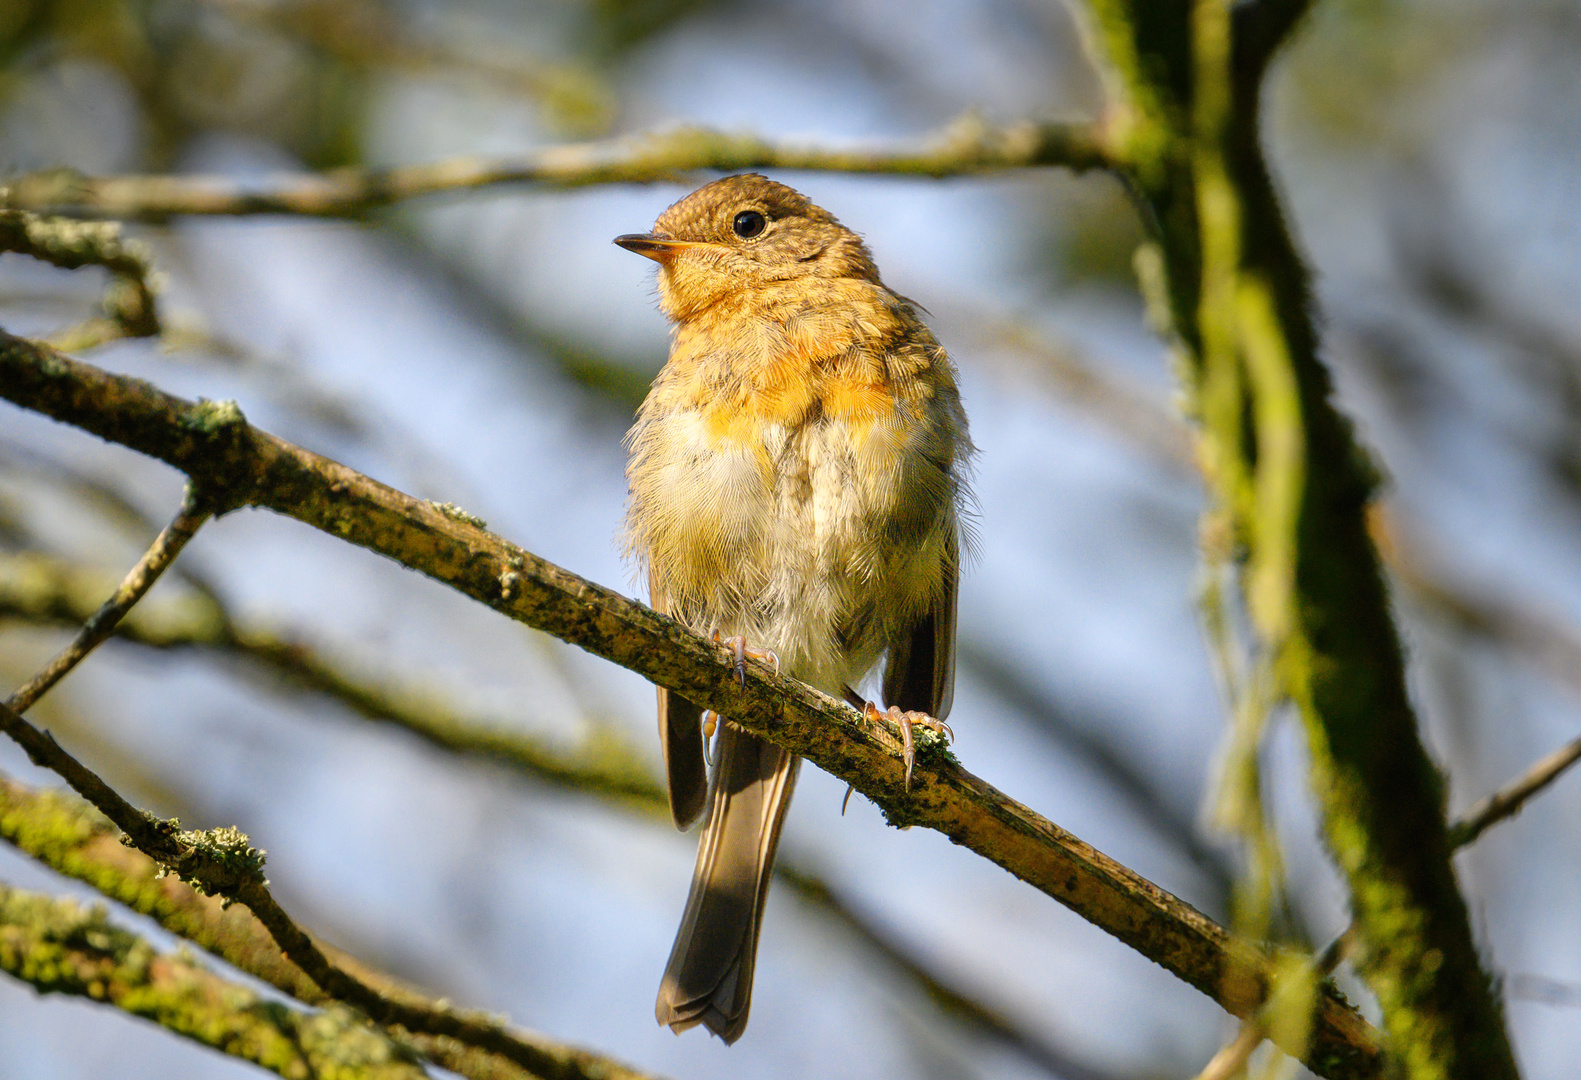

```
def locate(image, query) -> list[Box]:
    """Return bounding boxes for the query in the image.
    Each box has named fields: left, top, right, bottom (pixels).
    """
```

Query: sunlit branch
left=1, top=114, right=1115, bottom=222
left=0, top=548, right=1120, bottom=1080
left=0, top=329, right=1384, bottom=1079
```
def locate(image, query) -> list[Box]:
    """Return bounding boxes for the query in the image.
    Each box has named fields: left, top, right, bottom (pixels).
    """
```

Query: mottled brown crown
left=650, top=174, right=880, bottom=283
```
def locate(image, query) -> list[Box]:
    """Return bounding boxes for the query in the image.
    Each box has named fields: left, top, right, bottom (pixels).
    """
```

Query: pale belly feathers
left=628, top=393, right=958, bottom=697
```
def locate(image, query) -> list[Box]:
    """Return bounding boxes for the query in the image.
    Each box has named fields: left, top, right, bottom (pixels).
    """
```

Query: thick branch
left=0, top=883, right=426, bottom=1079
left=0, top=115, right=1113, bottom=222
left=1077, top=2, right=1520, bottom=1075
left=0, top=331, right=1383, bottom=1078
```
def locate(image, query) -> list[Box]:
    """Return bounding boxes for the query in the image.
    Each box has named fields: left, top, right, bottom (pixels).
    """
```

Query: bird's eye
left=732, top=210, right=767, bottom=239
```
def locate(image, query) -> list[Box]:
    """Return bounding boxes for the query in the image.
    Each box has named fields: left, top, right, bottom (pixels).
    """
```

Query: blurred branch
left=0, top=475, right=650, bottom=1080
left=194, top=0, right=616, bottom=134
left=956, top=308, right=1197, bottom=474
left=0, top=773, right=665, bottom=1080
left=6, top=487, right=210, bottom=715
left=1372, top=508, right=1581, bottom=699
left=0, top=882, right=427, bottom=1080
left=0, top=548, right=668, bottom=813
left=777, top=863, right=1129, bottom=1080
left=1, top=114, right=1115, bottom=222
left=0, top=211, right=161, bottom=348
left=1509, top=974, right=1581, bottom=1008
left=0, top=330, right=1384, bottom=1079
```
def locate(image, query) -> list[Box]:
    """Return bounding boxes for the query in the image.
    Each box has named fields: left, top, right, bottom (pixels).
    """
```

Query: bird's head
left=615, top=174, right=880, bottom=320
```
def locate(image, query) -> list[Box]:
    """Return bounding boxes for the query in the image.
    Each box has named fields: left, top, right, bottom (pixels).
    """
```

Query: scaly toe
left=714, top=634, right=780, bottom=686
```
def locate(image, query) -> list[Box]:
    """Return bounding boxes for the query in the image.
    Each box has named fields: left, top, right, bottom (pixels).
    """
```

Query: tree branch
left=0, top=692, right=649, bottom=1080
left=0, top=882, right=427, bottom=1080
left=0, top=330, right=1384, bottom=1078
left=0, top=115, right=1114, bottom=222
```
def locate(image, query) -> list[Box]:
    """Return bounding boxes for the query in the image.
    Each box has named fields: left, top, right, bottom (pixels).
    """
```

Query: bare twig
left=1447, top=735, right=1581, bottom=849
left=5, top=488, right=210, bottom=714
left=1194, top=1020, right=1267, bottom=1080
left=1, top=114, right=1114, bottom=222
left=0, top=330, right=1384, bottom=1078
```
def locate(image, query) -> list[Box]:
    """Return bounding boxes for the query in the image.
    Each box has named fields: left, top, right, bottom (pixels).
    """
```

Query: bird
left=615, top=174, right=972, bottom=1044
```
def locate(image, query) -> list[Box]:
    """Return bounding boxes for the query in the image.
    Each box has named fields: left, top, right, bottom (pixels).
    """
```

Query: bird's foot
left=863, top=702, right=953, bottom=790
left=709, top=630, right=780, bottom=686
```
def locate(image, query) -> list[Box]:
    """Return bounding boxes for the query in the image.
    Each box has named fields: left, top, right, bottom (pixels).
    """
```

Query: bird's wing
left=651, top=569, right=709, bottom=829
left=882, top=530, right=958, bottom=721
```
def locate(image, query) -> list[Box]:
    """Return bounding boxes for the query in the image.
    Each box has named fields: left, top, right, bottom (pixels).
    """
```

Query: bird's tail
left=656, top=725, right=800, bottom=1044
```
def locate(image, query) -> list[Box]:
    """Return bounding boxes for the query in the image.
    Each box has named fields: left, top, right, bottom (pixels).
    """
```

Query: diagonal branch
left=0, top=115, right=1114, bottom=222
left=0, top=329, right=1384, bottom=1079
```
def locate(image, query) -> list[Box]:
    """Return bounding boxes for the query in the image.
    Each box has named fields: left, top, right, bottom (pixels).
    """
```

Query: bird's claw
left=709, top=630, right=780, bottom=687
left=863, top=702, right=952, bottom=791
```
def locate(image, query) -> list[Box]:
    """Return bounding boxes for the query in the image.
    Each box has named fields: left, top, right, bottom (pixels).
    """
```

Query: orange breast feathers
left=660, top=278, right=930, bottom=439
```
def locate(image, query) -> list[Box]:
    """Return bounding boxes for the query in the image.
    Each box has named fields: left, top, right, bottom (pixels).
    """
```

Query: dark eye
left=732, top=210, right=766, bottom=239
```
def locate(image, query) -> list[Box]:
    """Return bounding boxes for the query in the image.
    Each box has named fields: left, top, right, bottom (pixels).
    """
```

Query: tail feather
left=655, top=725, right=799, bottom=1043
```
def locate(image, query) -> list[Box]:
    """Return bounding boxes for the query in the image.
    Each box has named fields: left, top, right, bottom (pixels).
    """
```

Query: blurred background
left=2, top=0, right=1580, bottom=1077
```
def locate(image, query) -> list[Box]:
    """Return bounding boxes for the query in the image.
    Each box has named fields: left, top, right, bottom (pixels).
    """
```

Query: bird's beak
left=613, top=233, right=706, bottom=263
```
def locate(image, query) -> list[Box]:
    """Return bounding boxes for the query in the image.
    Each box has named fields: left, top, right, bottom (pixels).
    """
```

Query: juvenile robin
left=616, top=174, right=972, bottom=1043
